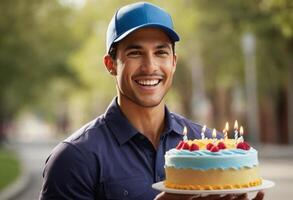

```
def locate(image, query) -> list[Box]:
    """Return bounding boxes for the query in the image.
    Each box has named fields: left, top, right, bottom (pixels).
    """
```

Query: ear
left=172, top=54, right=177, bottom=73
left=104, top=55, right=117, bottom=76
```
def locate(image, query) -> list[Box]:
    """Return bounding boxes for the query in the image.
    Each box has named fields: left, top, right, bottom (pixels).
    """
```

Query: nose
left=141, top=53, right=158, bottom=73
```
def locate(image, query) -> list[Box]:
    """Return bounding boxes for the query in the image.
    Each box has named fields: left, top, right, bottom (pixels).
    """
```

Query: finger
left=252, top=191, right=265, bottom=200
left=216, top=194, right=242, bottom=200
left=191, top=195, right=228, bottom=200
left=233, top=193, right=248, bottom=200
left=155, top=192, right=198, bottom=200
left=154, top=192, right=165, bottom=200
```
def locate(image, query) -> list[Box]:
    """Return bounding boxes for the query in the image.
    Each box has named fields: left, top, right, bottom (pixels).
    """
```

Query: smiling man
left=104, top=27, right=177, bottom=148
left=40, top=2, right=263, bottom=200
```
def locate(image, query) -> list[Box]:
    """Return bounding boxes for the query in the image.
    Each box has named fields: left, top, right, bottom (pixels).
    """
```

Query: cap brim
left=113, top=24, right=180, bottom=45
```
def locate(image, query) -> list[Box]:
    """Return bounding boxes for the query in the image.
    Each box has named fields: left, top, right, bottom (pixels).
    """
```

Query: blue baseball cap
left=106, top=2, right=180, bottom=53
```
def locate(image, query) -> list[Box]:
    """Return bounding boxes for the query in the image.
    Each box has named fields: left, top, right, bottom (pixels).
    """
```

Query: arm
left=154, top=191, right=264, bottom=200
left=39, top=142, right=98, bottom=200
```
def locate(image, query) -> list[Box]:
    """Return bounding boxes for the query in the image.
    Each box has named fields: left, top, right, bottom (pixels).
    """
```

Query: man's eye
left=127, top=51, right=141, bottom=56
left=156, top=50, right=169, bottom=56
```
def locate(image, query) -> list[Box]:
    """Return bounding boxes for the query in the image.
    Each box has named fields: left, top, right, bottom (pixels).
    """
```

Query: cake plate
left=152, top=179, right=275, bottom=195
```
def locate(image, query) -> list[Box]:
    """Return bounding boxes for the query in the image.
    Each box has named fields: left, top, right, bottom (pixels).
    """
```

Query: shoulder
left=64, top=114, right=106, bottom=143
left=44, top=115, right=108, bottom=173
left=170, top=112, right=203, bottom=139
left=41, top=142, right=98, bottom=198
left=63, top=114, right=113, bottom=152
left=171, top=112, right=220, bottom=139
left=171, top=112, right=202, bottom=129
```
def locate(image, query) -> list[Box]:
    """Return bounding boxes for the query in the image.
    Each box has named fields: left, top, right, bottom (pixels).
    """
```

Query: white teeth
left=137, top=79, right=159, bottom=86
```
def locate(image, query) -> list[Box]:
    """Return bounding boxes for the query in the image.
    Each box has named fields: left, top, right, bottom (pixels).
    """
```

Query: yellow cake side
left=164, top=166, right=262, bottom=190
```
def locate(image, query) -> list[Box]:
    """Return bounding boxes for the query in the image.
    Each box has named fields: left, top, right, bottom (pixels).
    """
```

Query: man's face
left=113, top=28, right=177, bottom=108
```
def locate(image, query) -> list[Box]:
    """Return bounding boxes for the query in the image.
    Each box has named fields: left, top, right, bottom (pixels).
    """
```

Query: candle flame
left=212, top=128, right=217, bottom=138
left=183, top=126, right=188, bottom=135
left=240, top=126, right=244, bottom=136
left=202, top=125, right=206, bottom=133
left=234, top=120, right=238, bottom=130
left=225, top=122, right=229, bottom=131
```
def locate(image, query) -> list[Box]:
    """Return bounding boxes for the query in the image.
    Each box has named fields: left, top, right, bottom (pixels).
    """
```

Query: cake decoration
left=164, top=120, right=262, bottom=190
left=217, top=141, right=226, bottom=150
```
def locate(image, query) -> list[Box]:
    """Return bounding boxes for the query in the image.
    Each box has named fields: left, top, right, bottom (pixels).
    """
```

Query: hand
left=154, top=191, right=264, bottom=200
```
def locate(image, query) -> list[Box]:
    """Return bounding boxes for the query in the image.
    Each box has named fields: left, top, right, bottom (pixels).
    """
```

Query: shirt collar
left=104, top=97, right=184, bottom=145
left=164, top=107, right=184, bottom=136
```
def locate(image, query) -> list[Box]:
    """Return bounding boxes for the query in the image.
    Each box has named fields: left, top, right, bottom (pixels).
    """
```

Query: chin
left=120, top=91, right=166, bottom=108
left=135, top=97, right=164, bottom=108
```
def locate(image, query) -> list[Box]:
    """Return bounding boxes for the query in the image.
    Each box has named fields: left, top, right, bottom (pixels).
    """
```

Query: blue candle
left=234, top=120, right=239, bottom=143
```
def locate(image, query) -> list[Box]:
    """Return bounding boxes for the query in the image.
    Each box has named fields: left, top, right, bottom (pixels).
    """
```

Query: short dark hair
left=108, top=42, right=176, bottom=60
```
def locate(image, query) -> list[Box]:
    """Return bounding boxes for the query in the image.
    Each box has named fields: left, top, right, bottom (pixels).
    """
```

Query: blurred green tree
left=188, top=0, right=293, bottom=143
left=0, top=0, right=80, bottom=140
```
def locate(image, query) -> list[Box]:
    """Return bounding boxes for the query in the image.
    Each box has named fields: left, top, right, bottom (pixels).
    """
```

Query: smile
left=135, top=79, right=161, bottom=86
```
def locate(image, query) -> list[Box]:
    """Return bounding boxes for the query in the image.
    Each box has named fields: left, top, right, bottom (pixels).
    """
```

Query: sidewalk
left=0, top=140, right=58, bottom=200
left=257, top=144, right=293, bottom=200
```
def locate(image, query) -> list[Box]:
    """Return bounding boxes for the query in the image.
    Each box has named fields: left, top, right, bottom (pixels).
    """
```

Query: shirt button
left=157, top=175, right=161, bottom=181
left=123, top=189, right=128, bottom=196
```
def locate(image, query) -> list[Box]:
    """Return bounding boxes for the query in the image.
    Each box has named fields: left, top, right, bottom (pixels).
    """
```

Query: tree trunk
left=189, top=53, right=212, bottom=125
left=288, top=42, right=293, bottom=144
left=278, top=87, right=288, bottom=144
left=259, top=98, right=278, bottom=143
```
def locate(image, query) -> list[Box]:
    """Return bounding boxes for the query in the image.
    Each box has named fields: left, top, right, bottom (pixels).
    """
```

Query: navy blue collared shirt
left=40, top=98, right=212, bottom=200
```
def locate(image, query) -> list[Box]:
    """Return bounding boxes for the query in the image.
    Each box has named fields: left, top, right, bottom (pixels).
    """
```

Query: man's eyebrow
left=156, top=43, right=172, bottom=49
left=125, top=44, right=142, bottom=51
left=124, top=43, right=171, bottom=51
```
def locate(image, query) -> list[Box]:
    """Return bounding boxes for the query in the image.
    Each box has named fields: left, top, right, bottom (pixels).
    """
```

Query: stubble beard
left=120, top=91, right=165, bottom=108
left=117, top=85, right=170, bottom=108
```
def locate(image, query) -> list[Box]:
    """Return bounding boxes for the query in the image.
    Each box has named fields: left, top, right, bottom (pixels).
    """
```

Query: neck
left=117, top=96, right=165, bottom=149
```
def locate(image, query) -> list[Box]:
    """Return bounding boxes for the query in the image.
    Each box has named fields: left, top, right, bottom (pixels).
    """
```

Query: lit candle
left=201, top=125, right=206, bottom=139
left=222, top=129, right=226, bottom=142
left=224, top=122, right=229, bottom=139
left=234, top=120, right=239, bottom=142
left=212, top=128, right=217, bottom=144
left=183, top=126, right=188, bottom=141
left=239, top=126, right=244, bottom=142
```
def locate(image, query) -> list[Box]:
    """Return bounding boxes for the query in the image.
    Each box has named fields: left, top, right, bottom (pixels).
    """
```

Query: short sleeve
left=39, top=142, right=98, bottom=200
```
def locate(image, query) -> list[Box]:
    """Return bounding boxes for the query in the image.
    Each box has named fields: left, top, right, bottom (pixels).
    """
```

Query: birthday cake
left=164, top=123, right=262, bottom=190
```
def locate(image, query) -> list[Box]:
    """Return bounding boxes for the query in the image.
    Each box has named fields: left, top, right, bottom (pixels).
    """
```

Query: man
left=40, top=2, right=264, bottom=200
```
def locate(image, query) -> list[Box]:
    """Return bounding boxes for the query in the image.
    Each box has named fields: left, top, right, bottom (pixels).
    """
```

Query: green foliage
left=0, top=0, right=292, bottom=138
left=0, top=0, right=79, bottom=119
left=189, top=0, right=292, bottom=92
left=0, top=148, right=21, bottom=190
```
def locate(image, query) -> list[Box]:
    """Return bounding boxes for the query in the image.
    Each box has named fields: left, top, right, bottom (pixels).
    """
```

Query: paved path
left=259, top=158, right=293, bottom=200
left=8, top=140, right=58, bottom=200
left=5, top=142, right=293, bottom=200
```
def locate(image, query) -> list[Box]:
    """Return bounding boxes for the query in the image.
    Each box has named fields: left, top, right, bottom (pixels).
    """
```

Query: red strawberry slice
left=217, top=141, right=226, bottom=149
left=176, top=141, right=184, bottom=149
left=182, top=142, right=190, bottom=150
left=189, top=143, right=199, bottom=151
left=237, top=142, right=251, bottom=150
left=206, top=143, right=214, bottom=150
left=210, top=146, right=220, bottom=152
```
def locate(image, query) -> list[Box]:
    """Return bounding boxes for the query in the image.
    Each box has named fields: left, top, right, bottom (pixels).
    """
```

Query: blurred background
left=0, top=0, right=292, bottom=199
